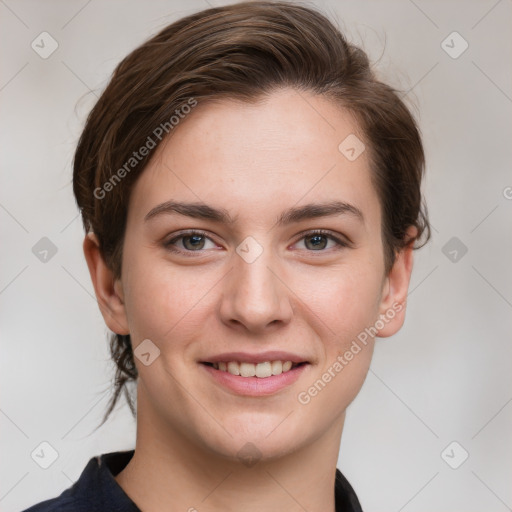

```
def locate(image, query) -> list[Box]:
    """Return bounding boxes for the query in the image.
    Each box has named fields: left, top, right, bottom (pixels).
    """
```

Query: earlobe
left=83, top=232, right=130, bottom=335
left=375, top=227, right=417, bottom=338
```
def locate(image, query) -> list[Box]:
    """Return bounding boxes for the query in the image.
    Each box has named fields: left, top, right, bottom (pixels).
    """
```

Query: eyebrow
left=144, top=200, right=364, bottom=226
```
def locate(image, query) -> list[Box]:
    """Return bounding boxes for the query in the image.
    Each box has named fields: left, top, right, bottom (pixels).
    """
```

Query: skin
left=84, top=87, right=416, bottom=512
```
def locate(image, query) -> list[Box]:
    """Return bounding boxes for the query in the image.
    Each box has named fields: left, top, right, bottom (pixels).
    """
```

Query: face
left=85, top=87, right=414, bottom=463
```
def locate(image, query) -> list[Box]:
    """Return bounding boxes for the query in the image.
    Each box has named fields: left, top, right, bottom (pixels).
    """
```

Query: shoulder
left=20, top=450, right=137, bottom=512
left=19, top=456, right=97, bottom=512
left=21, top=495, right=84, bottom=512
left=335, top=468, right=363, bottom=512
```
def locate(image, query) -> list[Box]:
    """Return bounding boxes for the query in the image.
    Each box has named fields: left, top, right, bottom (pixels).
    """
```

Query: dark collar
left=28, top=450, right=362, bottom=511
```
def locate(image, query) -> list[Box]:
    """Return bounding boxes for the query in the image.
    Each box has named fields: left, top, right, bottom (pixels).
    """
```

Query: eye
left=293, top=229, right=349, bottom=252
left=164, top=230, right=219, bottom=254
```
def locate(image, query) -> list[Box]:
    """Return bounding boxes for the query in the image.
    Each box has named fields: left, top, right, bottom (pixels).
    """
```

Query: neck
left=115, top=386, right=345, bottom=512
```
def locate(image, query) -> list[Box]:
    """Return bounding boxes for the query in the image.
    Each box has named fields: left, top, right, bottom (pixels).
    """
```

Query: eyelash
left=163, top=229, right=349, bottom=256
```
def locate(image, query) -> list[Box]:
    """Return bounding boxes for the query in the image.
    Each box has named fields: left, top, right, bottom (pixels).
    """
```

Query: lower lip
left=200, top=363, right=309, bottom=396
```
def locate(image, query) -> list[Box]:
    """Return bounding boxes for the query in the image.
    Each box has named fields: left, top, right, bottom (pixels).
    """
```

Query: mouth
left=201, top=360, right=308, bottom=378
left=199, top=354, right=311, bottom=396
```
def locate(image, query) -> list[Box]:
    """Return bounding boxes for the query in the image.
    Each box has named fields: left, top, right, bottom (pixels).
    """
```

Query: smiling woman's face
left=96, top=87, right=413, bottom=462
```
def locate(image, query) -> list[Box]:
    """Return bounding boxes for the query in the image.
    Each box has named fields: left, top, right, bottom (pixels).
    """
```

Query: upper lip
left=201, top=351, right=310, bottom=364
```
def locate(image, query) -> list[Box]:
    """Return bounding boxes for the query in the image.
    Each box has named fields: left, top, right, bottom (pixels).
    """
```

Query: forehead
left=126, top=88, right=380, bottom=230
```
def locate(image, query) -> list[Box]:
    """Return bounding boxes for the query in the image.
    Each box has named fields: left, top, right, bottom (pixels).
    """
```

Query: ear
left=83, top=232, right=130, bottom=335
left=374, top=226, right=417, bottom=338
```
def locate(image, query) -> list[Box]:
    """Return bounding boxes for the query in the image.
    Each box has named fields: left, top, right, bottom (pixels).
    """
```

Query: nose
left=218, top=246, right=294, bottom=334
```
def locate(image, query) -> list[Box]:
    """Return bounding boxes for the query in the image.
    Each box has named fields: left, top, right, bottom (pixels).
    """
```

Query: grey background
left=1, top=0, right=511, bottom=510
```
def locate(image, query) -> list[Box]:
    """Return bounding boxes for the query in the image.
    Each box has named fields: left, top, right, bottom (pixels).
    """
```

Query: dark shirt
left=21, top=450, right=363, bottom=511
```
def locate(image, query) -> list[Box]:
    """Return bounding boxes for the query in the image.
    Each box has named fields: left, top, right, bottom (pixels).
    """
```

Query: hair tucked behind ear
left=74, top=0, right=431, bottom=427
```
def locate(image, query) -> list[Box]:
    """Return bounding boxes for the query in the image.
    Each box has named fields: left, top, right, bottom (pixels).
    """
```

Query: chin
left=198, top=415, right=312, bottom=464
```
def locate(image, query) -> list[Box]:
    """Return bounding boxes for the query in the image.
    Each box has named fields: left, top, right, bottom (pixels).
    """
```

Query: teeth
left=211, top=360, right=298, bottom=378
left=255, top=362, right=272, bottom=378
left=271, top=361, right=282, bottom=375
left=240, top=362, right=256, bottom=377
left=227, top=361, right=239, bottom=375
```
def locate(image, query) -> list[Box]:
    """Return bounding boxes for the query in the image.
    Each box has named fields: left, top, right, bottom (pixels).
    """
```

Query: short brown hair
left=73, top=0, right=431, bottom=425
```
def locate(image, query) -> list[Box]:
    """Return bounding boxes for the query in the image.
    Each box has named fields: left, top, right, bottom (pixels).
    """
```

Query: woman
left=23, top=1, right=430, bottom=510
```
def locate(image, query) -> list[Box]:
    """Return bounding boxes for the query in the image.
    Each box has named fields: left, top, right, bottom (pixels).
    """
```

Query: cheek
left=122, top=253, right=214, bottom=343
left=295, top=271, right=377, bottom=418
left=295, top=263, right=383, bottom=340
left=120, top=246, right=162, bottom=331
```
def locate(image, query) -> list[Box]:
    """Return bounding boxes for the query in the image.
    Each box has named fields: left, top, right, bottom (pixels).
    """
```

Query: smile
left=200, top=360, right=310, bottom=396
left=205, top=360, right=301, bottom=378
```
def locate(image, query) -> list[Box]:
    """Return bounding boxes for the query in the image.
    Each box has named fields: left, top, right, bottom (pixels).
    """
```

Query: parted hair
left=72, top=0, right=431, bottom=426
